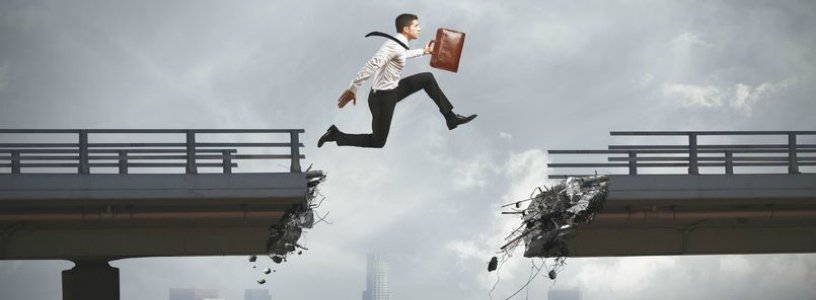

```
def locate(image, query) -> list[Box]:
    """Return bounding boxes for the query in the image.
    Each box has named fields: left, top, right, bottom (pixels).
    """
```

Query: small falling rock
left=249, top=255, right=257, bottom=263
left=298, top=251, right=303, bottom=255
left=548, top=270, right=557, bottom=280
left=257, top=278, right=266, bottom=285
left=487, top=256, right=498, bottom=272
left=272, top=256, right=283, bottom=264
left=252, top=266, right=256, bottom=269
left=263, top=268, right=271, bottom=275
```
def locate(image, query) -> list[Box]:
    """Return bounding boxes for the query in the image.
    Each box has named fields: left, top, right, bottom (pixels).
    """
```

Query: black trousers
left=336, top=72, right=454, bottom=148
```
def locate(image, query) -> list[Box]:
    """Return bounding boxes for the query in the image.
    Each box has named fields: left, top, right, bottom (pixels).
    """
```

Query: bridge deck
left=0, top=173, right=308, bottom=260
left=568, top=174, right=816, bottom=256
left=0, top=129, right=313, bottom=260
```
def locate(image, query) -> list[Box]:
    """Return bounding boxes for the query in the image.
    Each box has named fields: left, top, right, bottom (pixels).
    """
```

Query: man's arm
left=405, top=48, right=425, bottom=59
left=406, top=40, right=434, bottom=59
left=348, top=42, right=398, bottom=94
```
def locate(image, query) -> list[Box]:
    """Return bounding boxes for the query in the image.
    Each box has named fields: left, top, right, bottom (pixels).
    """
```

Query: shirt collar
left=396, top=33, right=409, bottom=46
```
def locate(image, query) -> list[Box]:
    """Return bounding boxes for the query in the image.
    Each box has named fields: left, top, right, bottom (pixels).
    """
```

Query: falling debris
left=271, top=256, right=283, bottom=264
left=265, top=169, right=327, bottom=258
left=249, top=168, right=328, bottom=284
left=494, top=176, right=609, bottom=278
left=487, top=256, right=498, bottom=272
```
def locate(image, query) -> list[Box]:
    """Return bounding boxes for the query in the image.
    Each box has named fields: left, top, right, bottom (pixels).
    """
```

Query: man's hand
left=424, top=40, right=435, bottom=55
left=337, top=89, right=356, bottom=108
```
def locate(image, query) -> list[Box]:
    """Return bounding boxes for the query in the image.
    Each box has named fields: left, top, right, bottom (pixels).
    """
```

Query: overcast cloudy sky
left=1, top=0, right=815, bottom=299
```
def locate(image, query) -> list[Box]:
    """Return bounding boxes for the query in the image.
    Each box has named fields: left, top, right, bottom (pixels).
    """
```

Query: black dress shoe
left=317, top=125, right=338, bottom=148
left=446, top=114, right=477, bottom=130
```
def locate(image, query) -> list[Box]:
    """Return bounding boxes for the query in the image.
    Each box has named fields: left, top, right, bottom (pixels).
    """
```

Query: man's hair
left=395, top=13, right=418, bottom=33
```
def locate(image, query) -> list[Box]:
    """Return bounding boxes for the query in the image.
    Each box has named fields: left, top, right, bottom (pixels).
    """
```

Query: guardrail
left=0, top=129, right=305, bottom=174
left=548, top=131, right=816, bottom=179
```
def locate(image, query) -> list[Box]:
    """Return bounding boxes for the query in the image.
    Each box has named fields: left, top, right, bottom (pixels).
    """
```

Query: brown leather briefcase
left=430, top=28, right=465, bottom=73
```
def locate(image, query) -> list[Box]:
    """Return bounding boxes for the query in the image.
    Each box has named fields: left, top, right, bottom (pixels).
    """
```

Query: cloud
left=671, top=31, right=712, bottom=51
left=445, top=149, right=553, bottom=293
left=451, top=159, right=493, bottom=189
left=661, top=80, right=792, bottom=114
left=502, top=149, right=552, bottom=201
left=576, top=256, right=678, bottom=298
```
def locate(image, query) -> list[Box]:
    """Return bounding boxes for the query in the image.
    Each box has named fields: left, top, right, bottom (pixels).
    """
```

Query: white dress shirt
left=348, top=33, right=427, bottom=94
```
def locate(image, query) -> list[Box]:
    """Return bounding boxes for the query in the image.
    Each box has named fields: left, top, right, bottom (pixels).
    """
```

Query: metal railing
left=548, top=131, right=816, bottom=179
left=0, top=129, right=305, bottom=174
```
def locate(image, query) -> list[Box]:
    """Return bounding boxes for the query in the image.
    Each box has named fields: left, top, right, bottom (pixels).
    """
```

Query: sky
left=1, top=0, right=816, bottom=299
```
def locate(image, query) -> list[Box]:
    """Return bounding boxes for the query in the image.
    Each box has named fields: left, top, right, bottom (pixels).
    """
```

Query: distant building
left=245, top=289, right=272, bottom=300
left=548, top=288, right=581, bottom=300
left=361, top=253, right=390, bottom=300
left=169, top=288, right=220, bottom=300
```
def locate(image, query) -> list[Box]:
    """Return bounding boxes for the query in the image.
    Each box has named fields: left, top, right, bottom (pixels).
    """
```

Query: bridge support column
left=62, top=260, right=119, bottom=300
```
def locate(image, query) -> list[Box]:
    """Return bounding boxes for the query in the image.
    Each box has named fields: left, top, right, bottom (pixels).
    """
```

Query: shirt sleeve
left=405, top=48, right=426, bottom=59
left=348, top=42, right=398, bottom=94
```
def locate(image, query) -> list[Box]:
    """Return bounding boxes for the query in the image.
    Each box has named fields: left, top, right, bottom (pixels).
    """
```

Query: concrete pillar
left=62, top=260, right=119, bottom=300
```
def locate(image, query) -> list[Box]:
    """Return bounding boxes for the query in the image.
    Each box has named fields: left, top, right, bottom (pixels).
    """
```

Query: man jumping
left=317, top=13, right=477, bottom=148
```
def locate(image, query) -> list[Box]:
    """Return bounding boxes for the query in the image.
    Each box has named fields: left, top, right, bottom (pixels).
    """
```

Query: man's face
left=403, top=19, right=421, bottom=41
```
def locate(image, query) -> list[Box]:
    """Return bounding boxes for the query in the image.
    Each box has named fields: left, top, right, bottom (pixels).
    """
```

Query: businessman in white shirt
left=318, top=13, right=477, bottom=148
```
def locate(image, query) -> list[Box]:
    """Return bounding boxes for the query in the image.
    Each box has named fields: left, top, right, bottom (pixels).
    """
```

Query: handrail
left=611, top=131, right=816, bottom=136
left=0, top=129, right=305, bottom=174
left=547, top=131, right=815, bottom=178
left=0, top=129, right=304, bottom=134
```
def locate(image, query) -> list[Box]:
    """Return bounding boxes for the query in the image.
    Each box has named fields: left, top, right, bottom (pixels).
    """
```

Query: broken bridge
left=544, top=131, right=816, bottom=257
left=0, top=129, right=323, bottom=300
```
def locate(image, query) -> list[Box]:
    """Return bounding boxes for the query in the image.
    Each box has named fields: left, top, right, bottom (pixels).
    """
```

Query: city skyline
left=549, top=288, right=582, bottom=300
left=169, top=288, right=220, bottom=300
left=362, top=253, right=390, bottom=300
left=245, top=289, right=272, bottom=300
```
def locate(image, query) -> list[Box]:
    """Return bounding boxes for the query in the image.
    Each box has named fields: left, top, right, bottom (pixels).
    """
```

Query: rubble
left=251, top=168, right=327, bottom=284
left=492, top=176, right=609, bottom=278
left=265, top=169, right=326, bottom=257
left=487, top=256, right=498, bottom=272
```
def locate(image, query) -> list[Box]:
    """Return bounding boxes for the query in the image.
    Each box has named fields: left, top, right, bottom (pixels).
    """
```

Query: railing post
left=11, top=150, right=21, bottom=174
left=222, top=150, right=232, bottom=174
left=688, top=133, right=698, bottom=175
left=724, top=151, right=734, bottom=175
left=118, top=150, right=128, bottom=174
left=628, top=151, right=637, bottom=175
left=78, top=130, right=90, bottom=174
left=788, top=133, right=799, bottom=174
left=186, top=131, right=197, bottom=174
left=289, top=131, right=302, bottom=173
